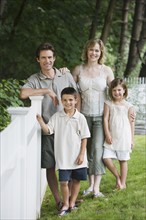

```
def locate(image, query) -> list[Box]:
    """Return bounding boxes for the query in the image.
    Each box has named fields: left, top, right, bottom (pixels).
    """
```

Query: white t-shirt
left=47, top=109, right=90, bottom=170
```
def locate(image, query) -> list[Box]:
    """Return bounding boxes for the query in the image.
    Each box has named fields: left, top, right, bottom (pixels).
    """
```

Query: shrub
left=0, top=79, right=24, bottom=131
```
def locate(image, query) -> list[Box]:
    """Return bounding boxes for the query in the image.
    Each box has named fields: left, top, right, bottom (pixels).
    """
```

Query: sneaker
left=69, top=205, right=78, bottom=212
left=82, top=189, right=93, bottom=196
left=93, top=192, right=105, bottom=198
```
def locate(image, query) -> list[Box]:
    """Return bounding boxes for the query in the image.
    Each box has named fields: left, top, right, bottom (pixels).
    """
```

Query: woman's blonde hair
left=81, top=38, right=105, bottom=64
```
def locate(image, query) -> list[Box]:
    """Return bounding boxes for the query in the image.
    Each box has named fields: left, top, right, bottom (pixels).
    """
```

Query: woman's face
left=87, top=43, right=101, bottom=63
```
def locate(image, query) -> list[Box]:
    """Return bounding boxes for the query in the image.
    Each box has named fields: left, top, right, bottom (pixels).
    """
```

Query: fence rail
left=125, top=77, right=146, bottom=135
left=0, top=96, right=47, bottom=220
left=124, top=77, right=146, bottom=84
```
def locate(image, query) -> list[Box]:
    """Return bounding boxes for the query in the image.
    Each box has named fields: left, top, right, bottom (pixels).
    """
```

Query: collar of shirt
left=38, top=68, right=62, bottom=80
left=60, top=109, right=80, bottom=119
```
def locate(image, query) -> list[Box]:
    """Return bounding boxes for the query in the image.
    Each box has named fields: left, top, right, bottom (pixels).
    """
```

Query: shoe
left=82, top=189, right=93, bottom=196
left=93, top=192, right=105, bottom=198
left=75, top=199, right=84, bottom=205
left=69, top=205, right=78, bottom=212
left=57, top=201, right=63, bottom=211
left=58, top=209, right=69, bottom=216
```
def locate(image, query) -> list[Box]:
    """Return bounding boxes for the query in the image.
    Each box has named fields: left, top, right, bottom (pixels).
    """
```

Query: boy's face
left=61, top=94, right=77, bottom=111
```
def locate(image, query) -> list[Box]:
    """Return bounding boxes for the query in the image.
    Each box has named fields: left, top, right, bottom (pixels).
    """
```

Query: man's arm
left=20, top=88, right=59, bottom=106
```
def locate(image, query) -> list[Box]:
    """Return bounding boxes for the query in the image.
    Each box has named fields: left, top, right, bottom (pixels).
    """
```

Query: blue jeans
left=85, top=116, right=105, bottom=175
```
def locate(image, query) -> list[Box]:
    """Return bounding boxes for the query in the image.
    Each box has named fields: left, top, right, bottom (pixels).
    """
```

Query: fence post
left=7, top=107, right=29, bottom=219
left=29, top=96, right=44, bottom=219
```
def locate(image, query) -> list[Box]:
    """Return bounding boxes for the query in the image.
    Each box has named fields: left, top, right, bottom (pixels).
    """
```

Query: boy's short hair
left=61, top=87, right=77, bottom=98
left=36, top=42, right=56, bottom=58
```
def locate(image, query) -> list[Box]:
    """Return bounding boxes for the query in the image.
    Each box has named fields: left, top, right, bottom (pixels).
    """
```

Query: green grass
left=39, top=135, right=146, bottom=220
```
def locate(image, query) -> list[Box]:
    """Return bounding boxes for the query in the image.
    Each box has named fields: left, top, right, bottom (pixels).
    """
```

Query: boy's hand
left=36, top=114, right=43, bottom=123
left=76, top=154, right=84, bottom=165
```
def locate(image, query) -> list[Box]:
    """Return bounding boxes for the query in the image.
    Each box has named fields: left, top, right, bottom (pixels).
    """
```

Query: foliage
left=0, top=0, right=145, bottom=79
left=0, top=79, right=24, bottom=131
left=39, top=135, right=146, bottom=220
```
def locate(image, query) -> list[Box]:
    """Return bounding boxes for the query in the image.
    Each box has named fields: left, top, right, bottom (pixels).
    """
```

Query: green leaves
left=0, top=79, right=24, bottom=131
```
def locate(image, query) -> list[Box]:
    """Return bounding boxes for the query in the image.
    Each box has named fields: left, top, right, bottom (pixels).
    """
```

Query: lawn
left=39, top=135, right=146, bottom=220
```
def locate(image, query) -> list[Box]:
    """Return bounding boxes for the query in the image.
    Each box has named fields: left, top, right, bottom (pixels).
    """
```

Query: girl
left=103, top=78, right=135, bottom=190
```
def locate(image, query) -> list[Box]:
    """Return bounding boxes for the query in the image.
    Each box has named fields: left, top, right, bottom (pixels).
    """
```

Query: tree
left=118, top=0, right=131, bottom=57
left=89, top=0, right=101, bottom=39
left=100, top=0, right=116, bottom=44
left=124, top=0, right=146, bottom=77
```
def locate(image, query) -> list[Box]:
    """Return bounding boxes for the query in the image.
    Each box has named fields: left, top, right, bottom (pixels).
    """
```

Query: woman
left=72, top=38, right=114, bottom=198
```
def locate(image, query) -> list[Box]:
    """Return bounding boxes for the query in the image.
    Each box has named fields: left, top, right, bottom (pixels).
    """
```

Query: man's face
left=37, top=50, right=55, bottom=72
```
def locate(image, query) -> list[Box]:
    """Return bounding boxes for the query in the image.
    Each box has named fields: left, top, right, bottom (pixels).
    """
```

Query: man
left=20, top=42, right=78, bottom=210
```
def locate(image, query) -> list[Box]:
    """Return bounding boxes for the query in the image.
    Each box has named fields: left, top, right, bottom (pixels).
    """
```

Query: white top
left=78, top=65, right=107, bottom=116
left=104, top=100, right=133, bottom=152
left=47, top=109, right=90, bottom=169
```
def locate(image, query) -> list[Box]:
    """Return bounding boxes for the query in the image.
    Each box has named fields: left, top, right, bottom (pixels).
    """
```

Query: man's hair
left=36, top=42, right=56, bottom=58
left=61, top=87, right=77, bottom=98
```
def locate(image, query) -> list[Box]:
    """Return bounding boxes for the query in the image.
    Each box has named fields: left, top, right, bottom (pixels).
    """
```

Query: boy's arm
left=36, top=114, right=50, bottom=134
left=128, top=107, right=135, bottom=149
left=76, top=138, right=87, bottom=165
left=104, top=103, right=112, bottom=144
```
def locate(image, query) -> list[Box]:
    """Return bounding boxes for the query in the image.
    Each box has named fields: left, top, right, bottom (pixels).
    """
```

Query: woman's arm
left=128, top=107, right=135, bottom=149
left=105, top=66, right=114, bottom=86
left=104, top=103, right=112, bottom=144
left=72, top=65, right=81, bottom=111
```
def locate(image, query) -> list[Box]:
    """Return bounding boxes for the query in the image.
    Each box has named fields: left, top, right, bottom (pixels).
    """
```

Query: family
left=20, top=39, right=135, bottom=216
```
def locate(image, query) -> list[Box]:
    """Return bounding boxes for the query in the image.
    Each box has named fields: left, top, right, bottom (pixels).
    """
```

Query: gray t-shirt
left=22, top=68, right=77, bottom=123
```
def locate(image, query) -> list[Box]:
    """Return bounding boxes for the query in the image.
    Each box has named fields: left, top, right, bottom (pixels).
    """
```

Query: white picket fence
left=125, top=77, right=146, bottom=134
left=0, top=96, right=47, bottom=220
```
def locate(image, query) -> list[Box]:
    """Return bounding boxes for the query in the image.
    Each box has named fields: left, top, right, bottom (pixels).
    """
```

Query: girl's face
left=112, top=85, right=125, bottom=101
left=87, top=43, right=101, bottom=62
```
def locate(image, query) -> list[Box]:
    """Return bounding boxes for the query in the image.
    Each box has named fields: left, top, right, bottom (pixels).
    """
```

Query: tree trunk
left=139, top=52, right=146, bottom=77
left=124, top=0, right=146, bottom=77
left=9, top=0, right=27, bottom=41
left=119, top=0, right=130, bottom=57
left=89, top=0, right=101, bottom=40
left=0, top=0, right=7, bottom=23
left=100, top=0, right=116, bottom=44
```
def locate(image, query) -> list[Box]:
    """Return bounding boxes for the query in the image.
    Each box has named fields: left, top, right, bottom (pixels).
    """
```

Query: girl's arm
left=104, top=103, right=112, bottom=144
left=128, top=107, right=135, bottom=149
left=36, top=114, right=50, bottom=134
left=76, top=138, right=87, bottom=165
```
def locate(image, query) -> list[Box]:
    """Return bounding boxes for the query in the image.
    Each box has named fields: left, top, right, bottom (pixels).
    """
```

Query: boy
left=37, top=87, right=90, bottom=216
